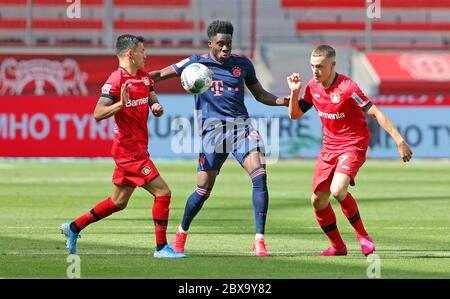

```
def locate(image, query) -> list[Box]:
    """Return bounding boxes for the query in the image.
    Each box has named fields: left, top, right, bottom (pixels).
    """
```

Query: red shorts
left=313, top=150, right=366, bottom=193
left=112, top=157, right=160, bottom=188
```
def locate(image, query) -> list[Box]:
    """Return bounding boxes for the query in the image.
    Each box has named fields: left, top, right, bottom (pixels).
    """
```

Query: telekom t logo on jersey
left=210, top=80, right=239, bottom=96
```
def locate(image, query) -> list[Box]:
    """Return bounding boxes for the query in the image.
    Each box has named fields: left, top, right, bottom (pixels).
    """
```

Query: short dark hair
left=115, top=34, right=144, bottom=57
left=207, top=20, right=234, bottom=38
left=312, top=45, right=336, bottom=59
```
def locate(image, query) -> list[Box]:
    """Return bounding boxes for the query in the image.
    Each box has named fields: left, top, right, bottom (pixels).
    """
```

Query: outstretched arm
left=149, top=65, right=178, bottom=83
left=247, top=81, right=289, bottom=107
left=366, top=104, right=413, bottom=162
left=93, top=82, right=130, bottom=121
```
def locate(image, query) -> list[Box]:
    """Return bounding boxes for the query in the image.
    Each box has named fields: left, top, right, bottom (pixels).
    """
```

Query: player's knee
left=193, top=186, right=211, bottom=202
left=113, top=199, right=128, bottom=210
left=154, top=187, right=171, bottom=198
left=310, top=194, right=318, bottom=205
left=311, top=194, right=327, bottom=210
left=330, top=187, right=346, bottom=200
left=250, top=167, right=267, bottom=186
left=161, top=188, right=172, bottom=198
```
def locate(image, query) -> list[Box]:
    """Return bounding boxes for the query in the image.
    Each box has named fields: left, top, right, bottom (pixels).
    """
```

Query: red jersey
left=100, top=67, right=154, bottom=162
left=302, top=73, right=372, bottom=152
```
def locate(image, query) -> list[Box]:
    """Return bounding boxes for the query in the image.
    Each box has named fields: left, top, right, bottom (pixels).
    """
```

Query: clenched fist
left=151, top=103, right=164, bottom=117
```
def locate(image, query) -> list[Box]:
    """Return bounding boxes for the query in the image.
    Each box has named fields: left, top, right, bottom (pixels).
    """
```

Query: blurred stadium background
left=1, top=0, right=449, bottom=159
left=1, top=0, right=450, bottom=280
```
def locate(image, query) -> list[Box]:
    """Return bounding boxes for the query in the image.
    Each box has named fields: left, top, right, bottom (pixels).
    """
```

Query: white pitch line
left=1, top=226, right=449, bottom=230
left=0, top=178, right=111, bottom=184
left=3, top=250, right=450, bottom=257
left=0, top=164, right=16, bottom=169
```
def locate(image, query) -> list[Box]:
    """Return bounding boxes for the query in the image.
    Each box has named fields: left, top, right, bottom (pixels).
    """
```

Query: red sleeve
left=100, top=71, right=121, bottom=101
left=302, top=82, right=313, bottom=104
left=349, top=81, right=372, bottom=111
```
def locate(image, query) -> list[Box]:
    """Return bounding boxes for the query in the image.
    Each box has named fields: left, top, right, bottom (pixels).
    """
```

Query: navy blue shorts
left=197, top=120, right=265, bottom=172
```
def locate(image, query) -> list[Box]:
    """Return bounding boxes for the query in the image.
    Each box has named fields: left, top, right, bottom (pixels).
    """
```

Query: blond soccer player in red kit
left=287, top=45, right=413, bottom=256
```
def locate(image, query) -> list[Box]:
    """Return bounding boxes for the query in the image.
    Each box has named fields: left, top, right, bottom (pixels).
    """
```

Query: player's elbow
left=149, top=71, right=161, bottom=82
left=289, top=111, right=301, bottom=120
left=93, top=110, right=104, bottom=121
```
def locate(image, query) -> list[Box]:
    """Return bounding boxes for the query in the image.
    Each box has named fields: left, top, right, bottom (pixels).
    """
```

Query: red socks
left=339, top=193, right=368, bottom=236
left=72, top=195, right=171, bottom=248
left=314, top=203, right=346, bottom=248
left=74, top=197, right=121, bottom=231
left=152, top=195, right=171, bottom=246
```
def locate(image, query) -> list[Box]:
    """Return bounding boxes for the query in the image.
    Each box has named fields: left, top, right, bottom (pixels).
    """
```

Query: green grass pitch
left=0, top=159, right=449, bottom=278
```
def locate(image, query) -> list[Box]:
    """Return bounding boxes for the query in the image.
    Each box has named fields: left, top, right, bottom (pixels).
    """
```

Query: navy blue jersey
left=172, top=53, right=259, bottom=122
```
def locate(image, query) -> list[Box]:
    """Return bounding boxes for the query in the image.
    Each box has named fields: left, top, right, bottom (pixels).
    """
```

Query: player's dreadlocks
left=115, top=34, right=144, bottom=57
left=207, top=20, right=234, bottom=38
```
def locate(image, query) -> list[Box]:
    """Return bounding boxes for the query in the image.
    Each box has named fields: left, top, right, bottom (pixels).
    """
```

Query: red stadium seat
left=114, top=19, right=204, bottom=31
left=281, top=0, right=450, bottom=9
left=281, top=0, right=362, bottom=9
left=0, top=0, right=26, bottom=4
left=0, top=18, right=26, bottom=29
left=32, top=0, right=103, bottom=5
left=32, top=19, right=103, bottom=30
left=113, top=0, right=190, bottom=7
left=295, top=21, right=450, bottom=32
left=113, top=19, right=205, bottom=48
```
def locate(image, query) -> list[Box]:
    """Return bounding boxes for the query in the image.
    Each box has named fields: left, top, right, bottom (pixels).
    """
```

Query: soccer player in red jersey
left=287, top=45, right=413, bottom=256
left=60, top=34, right=185, bottom=258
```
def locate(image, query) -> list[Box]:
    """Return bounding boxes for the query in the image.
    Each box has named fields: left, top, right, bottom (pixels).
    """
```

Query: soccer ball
left=180, top=63, right=212, bottom=94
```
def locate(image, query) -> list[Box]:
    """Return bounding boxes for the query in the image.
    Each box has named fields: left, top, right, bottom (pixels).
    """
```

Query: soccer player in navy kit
left=151, top=20, right=288, bottom=256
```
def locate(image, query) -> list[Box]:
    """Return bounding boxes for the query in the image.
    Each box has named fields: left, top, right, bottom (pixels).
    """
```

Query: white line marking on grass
left=2, top=226, right=449, bottom=230
left=3, top=250, right=450, bottom=257
left=1, top=177, right=111, bottom=184
left=382, top=227, right=450, bottom=230
left=0, top=164, right=16, bottom=169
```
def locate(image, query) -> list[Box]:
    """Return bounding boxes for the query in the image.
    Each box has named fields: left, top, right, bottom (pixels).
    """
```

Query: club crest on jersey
left=142, top=77, right=150, bottom=86
left=351, top=92, right=365, bottom=107
left=141, top=166, right=151, bottom=176
left=330, top=93, right=341, bottom=103
left=232, top=66, right=241, bottom=78
left=101, top=84, right=112, bottom=94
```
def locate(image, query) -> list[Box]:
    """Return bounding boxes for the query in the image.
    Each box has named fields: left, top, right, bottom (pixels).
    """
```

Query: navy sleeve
left=172, top=55, right=199, bottom=75
left=244, top=57, right=259, bottom=86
